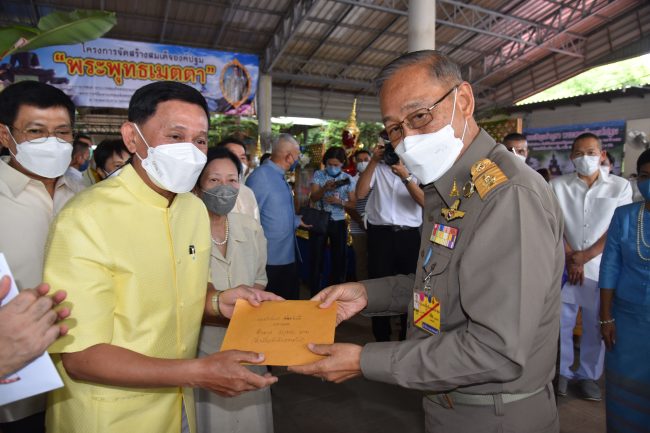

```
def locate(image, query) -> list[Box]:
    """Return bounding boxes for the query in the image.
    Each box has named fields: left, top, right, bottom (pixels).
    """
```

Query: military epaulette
left=470, top=158, right=508, bottom=199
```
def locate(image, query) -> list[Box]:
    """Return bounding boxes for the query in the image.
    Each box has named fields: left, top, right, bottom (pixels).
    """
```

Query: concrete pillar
left=257, top=73, right=273, bottom=152
left=408, top=0, right=436, bottom=52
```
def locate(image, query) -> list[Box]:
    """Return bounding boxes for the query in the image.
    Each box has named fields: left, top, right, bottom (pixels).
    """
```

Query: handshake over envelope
left=220, top=300, right=337, bottom=366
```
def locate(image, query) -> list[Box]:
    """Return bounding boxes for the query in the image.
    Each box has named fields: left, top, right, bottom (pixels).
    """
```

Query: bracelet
left=599, top=318, right=615, bottom=325
left=211, top=291, right=222, bottom=317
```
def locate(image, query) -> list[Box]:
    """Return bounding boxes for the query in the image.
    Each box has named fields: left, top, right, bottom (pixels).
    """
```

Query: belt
left=425, top=386, right=546, bottom=408
left=370, top=224, right=418, bottom=232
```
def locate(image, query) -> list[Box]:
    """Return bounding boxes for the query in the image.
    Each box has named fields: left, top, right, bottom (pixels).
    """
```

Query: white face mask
left=133, top=124, right=207, bottom=193
left=394, top=88, right=467, bottom=185
left=356, top=161, right=369, bottom=173
left=572, top=155, right=601, bottom=177
left=7, top=127, right=72, bottom=178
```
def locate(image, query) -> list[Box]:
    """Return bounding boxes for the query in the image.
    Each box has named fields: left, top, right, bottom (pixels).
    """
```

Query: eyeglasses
left=9, top=126, right=74, bottom=144
left=384, top=85, right=458, bottom=142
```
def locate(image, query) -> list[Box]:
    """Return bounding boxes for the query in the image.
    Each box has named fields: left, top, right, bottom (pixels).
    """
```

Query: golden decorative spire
left=345, top=98, right=360, bottom=136
left=450, top=178, right=460, bottom=197
left=255, top=135, right=262, bottom=160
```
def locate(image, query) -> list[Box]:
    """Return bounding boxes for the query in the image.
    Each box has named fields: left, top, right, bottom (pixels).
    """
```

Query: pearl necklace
left=211, top=218, right=229, bottom=246
left=636, top=204, right=650, bottom=261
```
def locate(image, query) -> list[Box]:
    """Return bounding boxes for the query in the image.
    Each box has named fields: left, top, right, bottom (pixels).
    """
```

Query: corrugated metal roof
left=1, top=0, right=647, bottom=119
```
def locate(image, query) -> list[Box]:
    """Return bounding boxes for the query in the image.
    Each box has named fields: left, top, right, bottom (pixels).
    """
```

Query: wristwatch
left=402, top=174, right=414, bottom=185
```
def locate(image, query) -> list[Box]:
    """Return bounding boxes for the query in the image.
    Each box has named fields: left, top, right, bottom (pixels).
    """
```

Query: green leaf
left=1, top=10, right=116, bottom=60
left=0, top=27, right=39, bottom=59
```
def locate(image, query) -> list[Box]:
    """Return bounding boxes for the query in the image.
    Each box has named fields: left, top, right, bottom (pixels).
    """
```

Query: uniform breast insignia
left=470, top=158, right=508, bottom=199
left=462, top=180, right=475, bottom=198
left=449, top=178, right=460, bottom=198
left=431, top=223, right=459, bottom=249
left=441, top=199, right=465, bottom=222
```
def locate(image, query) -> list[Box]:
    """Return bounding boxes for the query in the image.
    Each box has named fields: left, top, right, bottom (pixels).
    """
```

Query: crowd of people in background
left=1, top=49, right=649, bottom=433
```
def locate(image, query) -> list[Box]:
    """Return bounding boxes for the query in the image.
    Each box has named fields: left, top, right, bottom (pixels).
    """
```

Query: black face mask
left=201, top=184, right=239, bottom=215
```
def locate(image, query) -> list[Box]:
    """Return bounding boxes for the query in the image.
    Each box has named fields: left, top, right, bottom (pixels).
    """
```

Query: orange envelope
left=220, top=299, right=337, bottom=366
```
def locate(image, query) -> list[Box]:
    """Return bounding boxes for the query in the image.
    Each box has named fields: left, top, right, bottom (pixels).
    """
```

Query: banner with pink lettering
left=524, top=120, right=626, bottom=176
left=0, top=38, right=258, bottom=115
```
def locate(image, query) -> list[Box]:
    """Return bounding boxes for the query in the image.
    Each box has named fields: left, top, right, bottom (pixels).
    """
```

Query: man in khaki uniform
left=291, top=50, right=564, bottom=433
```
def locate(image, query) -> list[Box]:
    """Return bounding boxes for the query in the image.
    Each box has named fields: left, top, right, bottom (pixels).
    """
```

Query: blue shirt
left=246, top=160, right=300, bottom=265
left=310, top=169, right=353, bottom=221
left=599, top=202, right=650, bottom=305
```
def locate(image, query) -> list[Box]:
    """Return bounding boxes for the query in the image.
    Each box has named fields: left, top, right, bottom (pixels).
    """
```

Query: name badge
left=413, top=292, right=440, bottom=335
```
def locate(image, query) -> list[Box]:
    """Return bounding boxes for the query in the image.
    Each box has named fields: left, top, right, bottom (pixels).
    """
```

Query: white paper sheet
left=0, top=253, right=63, bottom=405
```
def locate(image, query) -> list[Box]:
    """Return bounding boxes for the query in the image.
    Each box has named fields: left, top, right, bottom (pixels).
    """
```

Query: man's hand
left=311, top=282, right=368, bottom=325
left=390, top=160, right=409, bottom=179
left=190, top=350, right=278, bottom=397
left=288, top=343, right=362, bottom=383
left=567, top=263, right=584, bottom=285
left=566, top=250, right=587, bottom=267
left=0, top=276, right=71, bottom=376
left=601, top=322, right=616, bottom=351
left=219, top=285, right=284, bottom=319
left=371, top=144, right=384, bottom=162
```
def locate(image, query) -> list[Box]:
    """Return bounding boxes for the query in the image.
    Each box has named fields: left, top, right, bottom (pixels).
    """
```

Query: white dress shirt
left=0, top=160, right=83, bottom=422
left=550, top=170, right=632, bottom=281
left=365, top=162, right=422, bottom=228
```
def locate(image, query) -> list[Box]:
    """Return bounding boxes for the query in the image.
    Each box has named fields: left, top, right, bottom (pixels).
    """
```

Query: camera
left=383, top=142, right=401, bottom=166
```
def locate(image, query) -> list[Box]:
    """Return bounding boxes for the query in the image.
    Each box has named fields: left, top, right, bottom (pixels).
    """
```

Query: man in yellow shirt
left=44, top=82, right=279, bottom=433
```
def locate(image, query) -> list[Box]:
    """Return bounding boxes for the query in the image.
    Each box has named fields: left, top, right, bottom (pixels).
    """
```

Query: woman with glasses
left=599, top=149, right=650, bottom=432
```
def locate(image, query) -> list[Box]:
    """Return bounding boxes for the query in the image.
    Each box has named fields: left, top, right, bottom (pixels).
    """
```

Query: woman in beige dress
left=194, top=146, right=274, bottom=433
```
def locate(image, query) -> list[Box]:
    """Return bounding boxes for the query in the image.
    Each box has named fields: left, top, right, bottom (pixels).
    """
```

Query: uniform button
left=181, top=345, right=187, bottom=352
left=177, top=259, right=181, bottom=264
left=180, top=302, right=184, bottom=307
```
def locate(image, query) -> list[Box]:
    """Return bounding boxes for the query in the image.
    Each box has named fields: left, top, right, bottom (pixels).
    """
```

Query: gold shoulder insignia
left=470, top=158, right=508, bottom=199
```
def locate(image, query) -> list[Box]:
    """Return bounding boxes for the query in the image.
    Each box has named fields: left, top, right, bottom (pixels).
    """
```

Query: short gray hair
left=271, top=133, right=298, bottom=156
left=376, top=50, right=462, bottom=93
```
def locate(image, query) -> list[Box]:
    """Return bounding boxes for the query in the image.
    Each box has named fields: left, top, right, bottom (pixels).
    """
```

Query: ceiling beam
left=262, top=0, right=319, bottom=73
left=332, top=0, right=585, bottom=58
left=271, top=72, right=374, bottom=89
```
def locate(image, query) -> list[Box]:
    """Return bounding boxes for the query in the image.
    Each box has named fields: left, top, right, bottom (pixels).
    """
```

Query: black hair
left=74, top=133, right=92, bottom=142
left=637, top=149, right=650, bottom=173
left=503, top=133, right=527, bottom=144
left=571, top=132, right=601, bottom=152
left=322, top=146, right=347, bottom=165
left=606, top=151, right=614, bottom=165
left=537, top=168, right=551, bottom=182
left=71, top=139, right=91, bottom=158
left=354, top=149, right=371, bottom=159
left=128, top=81, right=209, bottom=125
left=216, top=137, right=246, bottom=153
left=260, top=152, right=271, bottom=165
left=198, top=146, right=242, bottom=184
left=0, top=81, right=75, bottom=127
left=94, top=138, right=130, bottom=171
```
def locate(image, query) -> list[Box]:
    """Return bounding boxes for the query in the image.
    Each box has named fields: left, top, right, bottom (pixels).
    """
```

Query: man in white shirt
left=216, top=137, right=260, bottom=222
left=550, top=132, right=632, bottom=401
left=0, top=80, right=83, bottom=433
left=356, top=141, right=423, bottom=341
left=64, top=139, right=91, bottom=189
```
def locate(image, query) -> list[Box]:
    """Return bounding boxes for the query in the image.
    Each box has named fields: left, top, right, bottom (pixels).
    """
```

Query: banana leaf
left=0, top=10, right=116, bottom=61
